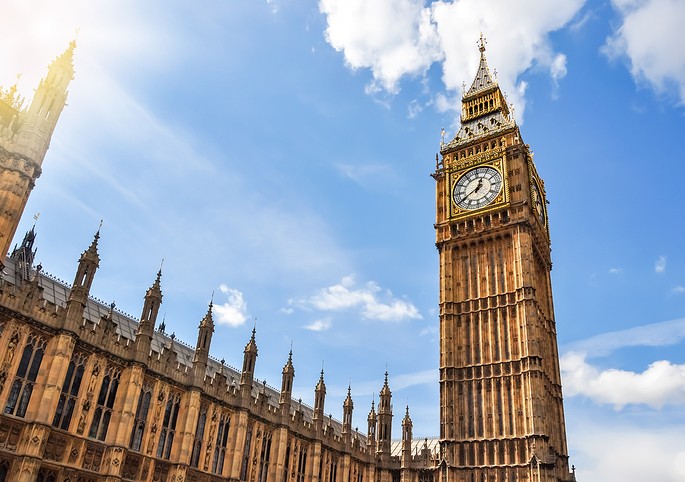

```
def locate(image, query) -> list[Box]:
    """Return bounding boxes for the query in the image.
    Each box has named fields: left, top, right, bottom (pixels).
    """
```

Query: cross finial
left=493, top=68, right=498, bottom=79
left=478, top=33, right=487, bottom=53
left=440, top=127, right=446, bottom=146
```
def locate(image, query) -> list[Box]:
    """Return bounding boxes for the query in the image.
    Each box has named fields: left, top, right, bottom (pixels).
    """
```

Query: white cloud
left=571, top=421, right=685, bottom=482
left=550, top=53, right=568, bottom=83
left=292, top=275, right=422, bottom=322
left=319, top=0, right=443, bottom=94
left=656, top=255, right=667, bottom=273
left=213, top=284, right=249, bottom=327
left=604, top=0, right=685, bottom=104
left=674, top=286, right=685, bottom=294
left=319, top=0, right=586, bottom=119
left=609, top=267, right=622, bottom=274
left=303, top=318, right=332, bottom=331
left=562, top=352, right=685, bottom=409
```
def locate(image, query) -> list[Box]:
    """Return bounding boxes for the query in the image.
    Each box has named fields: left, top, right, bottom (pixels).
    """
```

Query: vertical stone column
left=108, top=364, right=145, bottom=445
left=101, top=364, right=145, bottom=481
left=27, top=333, right=76, bottom=423
left=269, top=426, right=289, bottom=482
left=341, top=454, right=351, bottom=482
left=227, top=409, right=249, bottom=480
left=309, top=441, right=322, bottom=482
left=172, top=389, right=201, bottom=465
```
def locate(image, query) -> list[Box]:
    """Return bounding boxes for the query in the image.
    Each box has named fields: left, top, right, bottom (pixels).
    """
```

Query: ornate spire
left=283, top=347, right=294, bottom=374
left=146, top=267, right=163, bottom=299
left=316, top=367, right=326, bottom=391
left=344, top=384, right=353, bottom=408
left=403, top=405, right=412, bottom=423
left=81, top=223, right=101, bottom=263
left=465, top=33, right=497, bottom=98
left=369, top=398, right=376, bottom=417
left=199, top=299, right=214, bottom=330
left=244, top=325, right=258, bottom=354
left=52, top=39, right=77, bottom=75
left=380, top=370, right=391, bottom=396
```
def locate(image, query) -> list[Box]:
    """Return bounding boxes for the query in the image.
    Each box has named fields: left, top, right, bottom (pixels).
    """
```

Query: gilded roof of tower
left=465, top=39, right=497, bottom=98
left=441, top=110, right=515, bottom=153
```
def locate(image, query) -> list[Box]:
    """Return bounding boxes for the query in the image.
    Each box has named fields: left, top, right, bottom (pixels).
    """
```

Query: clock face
left=453, top=166, right=503, bottom=210
left=531, top=180, right=546, bottom=225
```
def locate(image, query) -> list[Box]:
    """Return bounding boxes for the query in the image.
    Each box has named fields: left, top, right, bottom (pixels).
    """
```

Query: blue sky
left=2, top=1, right=685, bottom=480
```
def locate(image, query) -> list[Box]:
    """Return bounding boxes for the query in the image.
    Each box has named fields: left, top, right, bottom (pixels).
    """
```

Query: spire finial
left=478, top=33, right=487, bottom=53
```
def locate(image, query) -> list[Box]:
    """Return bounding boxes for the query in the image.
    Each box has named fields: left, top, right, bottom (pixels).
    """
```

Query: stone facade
left=433, top=39, right=575, bottom=481
left=0, top=43, right=440, bottom=482
left=0, top=39, right=574, bottom=482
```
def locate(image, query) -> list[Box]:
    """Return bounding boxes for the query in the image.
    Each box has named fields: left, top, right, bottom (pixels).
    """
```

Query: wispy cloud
left=673, top=286, right=685, bottom=295
left=407, top=99, right=423, bottom=118
left=562, top=317, right=685, bottom=357
left=609, top=267, right=622, bottom=275
left=656, top=255, right=667, bottom=273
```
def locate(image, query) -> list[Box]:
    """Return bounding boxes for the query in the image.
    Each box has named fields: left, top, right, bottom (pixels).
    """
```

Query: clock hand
left=459, top=179, right=483, bottom=203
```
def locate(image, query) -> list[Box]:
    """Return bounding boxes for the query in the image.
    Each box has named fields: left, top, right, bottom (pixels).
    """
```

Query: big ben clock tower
left=433, top=38, right=575, bottom=482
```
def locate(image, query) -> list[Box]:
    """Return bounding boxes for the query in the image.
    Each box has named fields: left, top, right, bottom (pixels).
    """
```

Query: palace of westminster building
left=0, top=39, right=576, bottom=482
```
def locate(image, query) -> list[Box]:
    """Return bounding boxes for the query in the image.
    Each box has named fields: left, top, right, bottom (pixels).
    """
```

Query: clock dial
left=531, top=180, right=546, bottom=225
left=453, top=166, right=503, bottom=210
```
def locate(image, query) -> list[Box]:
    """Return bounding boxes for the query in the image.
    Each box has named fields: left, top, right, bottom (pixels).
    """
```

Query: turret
left=279, top=349, right=295, bottom=414
left=63, top=229, right=100, bottom=330
left=240, top=327, right=258, bottom=395
left=15, top=41, right=75, bottom=163
left=0, top=43, right=75, bottom=262
left=134, top=269, right=163, bottom=361
left=377, top=371, right=393, bottom=457
left=367, top=399, right=377, bottom=451
left=313, top=369, right=326, bottom=428
left=342, top=384, right=354, bottom=443
left=9, top=226, right=37, bottom=281
left=401, top=406, right=413, bottom=468
left=193, top=301, right=215, bottom=383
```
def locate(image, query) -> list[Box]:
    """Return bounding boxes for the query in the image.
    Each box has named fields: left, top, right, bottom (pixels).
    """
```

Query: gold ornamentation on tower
left=433, top=39, right=575, bottom=482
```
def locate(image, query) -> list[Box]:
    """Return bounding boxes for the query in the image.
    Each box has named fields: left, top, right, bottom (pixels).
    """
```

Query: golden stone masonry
left=0, top=39, right=575, bottom=482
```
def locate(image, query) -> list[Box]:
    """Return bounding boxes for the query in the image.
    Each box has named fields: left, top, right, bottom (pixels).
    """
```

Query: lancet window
left=88, top=367, right=121, bottom=440
left=156, top=392, right=181, bottom=459
left=4, top=334, right=46, bottom=417
left=52, top=352, right=87, bottom=430
left=129, top=383, right=153, bottom=451
left=212, top=412, right=231, bottom=474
